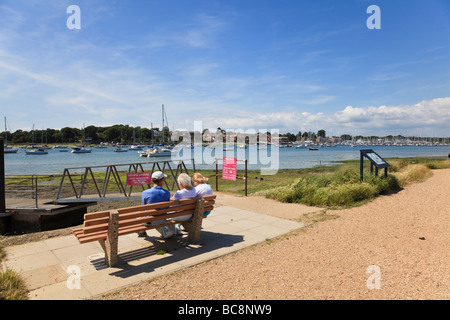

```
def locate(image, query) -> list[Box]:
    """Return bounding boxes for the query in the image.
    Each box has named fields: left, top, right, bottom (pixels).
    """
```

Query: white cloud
left=199, top=97, right=450, bottom=136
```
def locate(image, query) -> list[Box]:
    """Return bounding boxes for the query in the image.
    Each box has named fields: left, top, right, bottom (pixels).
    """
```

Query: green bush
left=266, top=167, right=401, bottom=208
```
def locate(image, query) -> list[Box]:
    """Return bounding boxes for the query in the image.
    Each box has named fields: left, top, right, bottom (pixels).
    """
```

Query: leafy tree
left=317, top=129, right=326, bottom=139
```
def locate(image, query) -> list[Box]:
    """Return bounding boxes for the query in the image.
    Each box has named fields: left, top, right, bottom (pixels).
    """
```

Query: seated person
left=140, top=171, right=170, bottom=230
left=170, top=173, right=197, bottom=222
left=192, top=172, right=213, bottom=217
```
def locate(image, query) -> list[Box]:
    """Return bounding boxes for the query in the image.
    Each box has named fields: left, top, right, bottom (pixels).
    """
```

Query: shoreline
left=3, top=145, right=450, bottom=176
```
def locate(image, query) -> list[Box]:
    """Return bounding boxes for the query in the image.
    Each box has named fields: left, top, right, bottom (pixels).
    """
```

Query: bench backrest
left=80, top=195, right=216, bottom=236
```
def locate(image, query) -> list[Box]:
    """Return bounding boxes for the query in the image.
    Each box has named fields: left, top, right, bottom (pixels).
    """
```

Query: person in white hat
left=138, top=171, right=170, bottom=237
left=141, top=171, right=170, bottom=204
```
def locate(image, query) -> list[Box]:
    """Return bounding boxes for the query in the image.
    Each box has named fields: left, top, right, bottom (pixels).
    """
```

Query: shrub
left=392, top=164, right=432, bottom=188
left=0, top=243, right=28, bottom=300
left=267, top=166, right=403, bottom=208
left=0, top=269, right=28, bottom=300
left=266, top=160, right=435, bottom=208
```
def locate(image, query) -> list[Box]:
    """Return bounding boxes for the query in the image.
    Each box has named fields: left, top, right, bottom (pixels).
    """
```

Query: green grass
left=265, top=166, right=400, bottom=208
left=265, top=158, right=450, bottom=208
left=0, top=243, right=28, bottom=300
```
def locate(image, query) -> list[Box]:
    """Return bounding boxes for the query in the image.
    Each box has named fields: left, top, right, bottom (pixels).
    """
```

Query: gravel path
left=97, top=169, right=450, bottom=300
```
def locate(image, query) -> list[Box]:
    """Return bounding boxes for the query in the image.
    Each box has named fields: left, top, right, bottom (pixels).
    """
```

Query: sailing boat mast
left=3, top=117, right=18, bottom=153
left=4, top=117, right=7, bottom=146
left=162, top=104, right=165, bottom=145
left=161, top=104, right=169, bottom=145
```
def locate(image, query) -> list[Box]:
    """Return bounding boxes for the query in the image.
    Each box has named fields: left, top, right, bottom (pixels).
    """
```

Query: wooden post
left=104, top=210, right=119, bottom=267
left=188, top=197, right=204, bottom=244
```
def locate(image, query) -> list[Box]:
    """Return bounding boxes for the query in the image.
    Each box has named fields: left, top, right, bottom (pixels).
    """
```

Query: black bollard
left=0, top=137, right=5, bottom=213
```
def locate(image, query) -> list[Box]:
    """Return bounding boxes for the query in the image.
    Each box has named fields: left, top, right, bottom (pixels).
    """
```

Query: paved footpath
left=2, top=205, right=304, bottom=300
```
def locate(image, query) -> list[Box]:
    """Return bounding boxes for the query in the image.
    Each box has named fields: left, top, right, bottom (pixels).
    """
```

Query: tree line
left=2, top=125, right=169, bottom=145
left=2, top=125, right=448, bottom=145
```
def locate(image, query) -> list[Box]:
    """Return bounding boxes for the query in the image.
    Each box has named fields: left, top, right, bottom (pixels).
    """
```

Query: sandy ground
left=96, top=169, right=450, bottom=300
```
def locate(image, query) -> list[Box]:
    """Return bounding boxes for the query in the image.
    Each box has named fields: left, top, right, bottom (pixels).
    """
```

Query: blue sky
left=0, top=0, right=449, bottom=136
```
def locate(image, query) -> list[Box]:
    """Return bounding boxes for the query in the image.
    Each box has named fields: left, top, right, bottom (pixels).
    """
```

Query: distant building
left=271, top=136, right=290, bottom=145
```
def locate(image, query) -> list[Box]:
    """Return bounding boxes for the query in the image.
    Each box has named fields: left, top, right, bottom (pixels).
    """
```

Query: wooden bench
left=72, top=195, right=216, bottom=267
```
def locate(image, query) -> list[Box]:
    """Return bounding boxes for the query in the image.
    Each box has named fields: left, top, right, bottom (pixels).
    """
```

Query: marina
left=3, top=144, right=449, bottom=176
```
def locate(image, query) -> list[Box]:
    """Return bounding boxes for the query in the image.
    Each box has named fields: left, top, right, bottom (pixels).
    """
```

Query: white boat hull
left=25, top=150, right=48, bottom=155
left=148, top=152, right=171, bottom=157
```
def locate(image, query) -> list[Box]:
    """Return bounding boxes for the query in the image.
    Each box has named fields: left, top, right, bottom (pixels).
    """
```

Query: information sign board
left=360, top=149, right=390, bottom=180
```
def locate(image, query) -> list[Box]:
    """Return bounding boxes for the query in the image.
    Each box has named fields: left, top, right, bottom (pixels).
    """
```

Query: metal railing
left=55, top=159, right=195, bottom=200
left=4, top=176, right=39, bottom=208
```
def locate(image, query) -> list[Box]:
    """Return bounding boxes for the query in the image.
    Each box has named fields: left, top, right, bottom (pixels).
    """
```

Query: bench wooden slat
left=82, top=212, right=190, bottom=235
left=82, top=205, right=206, bottom=234
left=79, top=205, right=214, bottom=238
left=83, top=198, right=199, bottom=221
left=83, top=203, right=198, bottom=227
left=74, top=204, right=214, bottom=241
left=77, top=220, right=183, bottom=244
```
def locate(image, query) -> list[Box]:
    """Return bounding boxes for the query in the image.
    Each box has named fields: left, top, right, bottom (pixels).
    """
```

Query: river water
left=4, top=145, right=449, bottom=176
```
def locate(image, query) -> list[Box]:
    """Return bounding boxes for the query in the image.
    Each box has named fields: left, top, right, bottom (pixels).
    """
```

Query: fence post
left=0, top=138, right=5, bottom=213
left=215, top=160, right=218, bottom=191
left=244, top=159, right=248, bottom=197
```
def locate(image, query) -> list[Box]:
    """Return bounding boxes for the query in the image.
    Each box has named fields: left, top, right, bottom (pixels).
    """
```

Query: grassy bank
left=265, top=158, right=449, bottom=208
left=0, top=243, right=28, bottom=300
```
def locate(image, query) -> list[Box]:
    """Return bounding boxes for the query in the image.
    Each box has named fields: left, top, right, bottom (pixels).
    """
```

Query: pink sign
left=222, top=157, right=237, bottom=181
left=126, top=172, right=152, bottom=185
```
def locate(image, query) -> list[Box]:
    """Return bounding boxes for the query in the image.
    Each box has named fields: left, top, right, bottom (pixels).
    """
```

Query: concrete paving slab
left=2, top=205, right=305, bottom=300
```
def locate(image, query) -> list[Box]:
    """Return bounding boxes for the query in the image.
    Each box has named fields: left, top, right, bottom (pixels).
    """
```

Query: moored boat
left=71, top=146, right=91, bottom=153
left=146, top=147, right=172, bottom=157
left=25, top=147, right=48, bottom=155
left=129, top=145, right=145, bottom=150
left=4, top=146, right=18, bottom=153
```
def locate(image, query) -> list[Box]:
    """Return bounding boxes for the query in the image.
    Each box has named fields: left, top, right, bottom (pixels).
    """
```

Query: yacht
left=145, top=147, right=172, bottom=157
left=25, top=148, right=48, bottom=155
left=71, top=146, right=91, bottom=153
